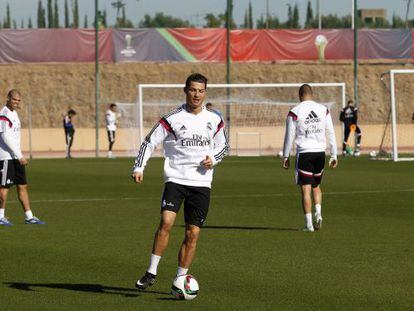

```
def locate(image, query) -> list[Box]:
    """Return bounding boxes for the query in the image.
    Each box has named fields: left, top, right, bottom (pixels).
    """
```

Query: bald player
left=282, top=84, right=337, bottom=232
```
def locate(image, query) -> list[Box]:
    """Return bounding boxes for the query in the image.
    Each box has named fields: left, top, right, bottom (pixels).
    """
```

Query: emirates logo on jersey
left=181, top=134, right=211, bottom=147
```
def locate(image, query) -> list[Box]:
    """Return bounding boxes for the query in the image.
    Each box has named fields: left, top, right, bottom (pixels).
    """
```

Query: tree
left=84, top=14, right=88, bottom=28
left=73, top=0, right=79, bottom=28
left=37, top=0, right=46, bottom=28
left=392, top=13, right=405, bottom=28
left=224, top=0, right=236, bottom=29
left=20, top=19, right=24, bottom=28
left=248, top=1, right=253, bottom=29
left=242, top=1, right=254, bottom=29
left=292, top=3, right=300, bottom=28
left=257, top=14, right=281, bottom=29
left=111, top=0, right=126, bottom=21
left=4, top=3, right=11, bottom=28
left=54, top=0, right=59, bottom=28
left=139, top=12, right=191, bottom=28
left=256, top=14, right=265, bottom=29
left=204, top=13, right=223, bottom=28
left=64, top=0, right=69, bottom=27
left=305, top=0, right=315, bottom=28
left=102, top=9, right=107, bottom=27
left=47, top=0, right=53, bottom=28
left=286, top=4, right=293, bottom=28
left=28, top=17, right=33, bottom=28
left=243, top=9, right=249, bottom=29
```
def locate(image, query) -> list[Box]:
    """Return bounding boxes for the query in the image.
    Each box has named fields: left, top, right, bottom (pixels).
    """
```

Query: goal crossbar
left=137, top=82, right=346, bottom=147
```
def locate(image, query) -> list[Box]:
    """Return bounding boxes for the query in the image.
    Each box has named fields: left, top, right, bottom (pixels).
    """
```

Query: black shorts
left=65, top=128, right=75, bottom=145
left=295, top=152, right=325, bottom=186
left=107, top=130, right=116, bottom=143
left=161, top=182, right=211, bottom=227
left=0, top=159, right=27, bottom=188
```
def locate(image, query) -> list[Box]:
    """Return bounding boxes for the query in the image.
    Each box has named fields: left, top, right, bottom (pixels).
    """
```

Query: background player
left=63, top=109, right=76, bottom=159
left=340, top=100, right=362, bottom=156
left=0, top=89, right=45, bottom=226
left=105, top=103, right=118, bottom=158
left=282, top=84, right=337, bottom=232
left=132, top=73, right=228, bottom=290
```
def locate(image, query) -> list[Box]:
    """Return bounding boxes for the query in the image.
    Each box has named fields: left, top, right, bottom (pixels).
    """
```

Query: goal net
left=129, top=83, right=345, bottom=157
left=378, top=70, right=414, bottom=161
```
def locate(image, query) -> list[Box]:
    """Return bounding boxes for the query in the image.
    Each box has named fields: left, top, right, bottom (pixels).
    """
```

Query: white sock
left=305, top=213, right=313, bottom=228
left=147, top=254, right=161, bottom=275
left=0, top=208, right=4, bottom=219
left=25, top=210, right=34, bottom=220
left=177, top=266, right=188, bottom=276
left=315, top=204, right=322, bottom=216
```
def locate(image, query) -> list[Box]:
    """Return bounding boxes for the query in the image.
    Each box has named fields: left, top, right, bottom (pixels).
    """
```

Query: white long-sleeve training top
left=105, top=109, right=117, bottom=131
left=0, top=105, right=23, bottom=160
left=133, top=104, right=229, bottom=188
left=283, top=100, right=337, bottom=158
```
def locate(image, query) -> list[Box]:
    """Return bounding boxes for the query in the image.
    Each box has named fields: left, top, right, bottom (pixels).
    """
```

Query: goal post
left=136, top=83, right=346, bottom=156
left=379, top=69, right=414, bottom=161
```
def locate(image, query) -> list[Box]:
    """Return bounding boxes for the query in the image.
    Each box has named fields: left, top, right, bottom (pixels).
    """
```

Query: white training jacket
left=105, top=109, right=117, bottom=131
left=0, top=105, right=23, bottom=161
left=283, top=100, right=337, bottom=158
left=133, top=104, right=229, bottom=188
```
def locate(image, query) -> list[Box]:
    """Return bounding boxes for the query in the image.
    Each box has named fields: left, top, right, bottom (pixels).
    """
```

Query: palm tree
left=111, top=0, right=126, bottom=20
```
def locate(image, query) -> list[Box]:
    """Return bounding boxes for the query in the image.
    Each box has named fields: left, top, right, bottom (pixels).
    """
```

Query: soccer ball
left=277, top=151, right=283, bottom=158
left=171, top=274, right=199, bottom=301
left=369, top=150, right=377, bottom=158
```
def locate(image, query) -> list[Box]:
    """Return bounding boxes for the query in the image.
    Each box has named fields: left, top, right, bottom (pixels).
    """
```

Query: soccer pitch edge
left=6, top=187, right=414, bottom=205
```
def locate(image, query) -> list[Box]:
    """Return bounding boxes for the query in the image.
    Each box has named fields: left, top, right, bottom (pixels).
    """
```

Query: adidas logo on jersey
left=180, top=125, right=187, bottom=131
left=305, top=111, right=321, bottom=124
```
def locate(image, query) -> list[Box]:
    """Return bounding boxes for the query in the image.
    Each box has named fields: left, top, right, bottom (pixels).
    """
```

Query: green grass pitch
left=1, top=156, right=413, bottom=310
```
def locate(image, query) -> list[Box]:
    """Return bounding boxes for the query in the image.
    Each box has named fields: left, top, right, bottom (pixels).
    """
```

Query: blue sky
left=0, top=0, right=412, bottom=27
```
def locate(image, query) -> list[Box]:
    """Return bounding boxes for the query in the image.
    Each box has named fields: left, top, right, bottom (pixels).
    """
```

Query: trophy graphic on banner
left=314, top=34, right=328, bottom=62
left=120, top=34, right=136, bottom=57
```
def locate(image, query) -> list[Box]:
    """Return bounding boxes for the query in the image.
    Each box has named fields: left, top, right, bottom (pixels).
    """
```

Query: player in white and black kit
left=282, top=84, right=337, bottom=232
left=105, top=104, right=118, bottom=158
left=0, top=89, right=45, bottom=226
left=132, top=73, right=228, bottom=290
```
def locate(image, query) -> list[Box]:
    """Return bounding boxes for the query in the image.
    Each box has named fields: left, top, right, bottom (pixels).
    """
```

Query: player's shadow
left=4, top=282, right=170, bottom=297
left=178, top=225, right=298, bottom=231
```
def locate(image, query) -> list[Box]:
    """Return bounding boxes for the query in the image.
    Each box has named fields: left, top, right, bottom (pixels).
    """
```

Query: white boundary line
left=8, top=188, right=414, bottom=204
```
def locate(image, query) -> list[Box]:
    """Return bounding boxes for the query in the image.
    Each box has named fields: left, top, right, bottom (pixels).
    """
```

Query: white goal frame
left=389, top=69, right=414, bottom=161
left=137, top=82, right=346, bottom=141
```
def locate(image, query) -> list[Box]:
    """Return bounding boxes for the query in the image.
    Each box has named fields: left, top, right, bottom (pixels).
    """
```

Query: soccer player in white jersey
left=0, top=90, right=45, bottom=226
left=282, top=84, right=337, bottom=232
left=132, top=73, right=228, bottom=289
left=105, top=103, right=118, bottom=158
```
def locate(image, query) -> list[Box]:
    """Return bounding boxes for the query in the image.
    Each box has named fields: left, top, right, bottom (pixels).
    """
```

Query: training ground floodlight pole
left=353, top=0, right=358, bottom=107
left=95, top=0, right=100, bottom=157
left=226, top=0, right=231, bottom=147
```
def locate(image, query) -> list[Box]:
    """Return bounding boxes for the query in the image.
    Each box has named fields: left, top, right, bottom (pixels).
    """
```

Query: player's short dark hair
left=68, top=109, right=76, bottom=115
left=299, top=84, right=313, bottom=98
left=185, top=73, right=208, bottom=90
left=206, top=102, right=212, bottom=108
left=110, top=103, right=117, bottom=108
left=347, top=100, right=354, bottom=105
left=7, top=89, right=21, bottom=99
